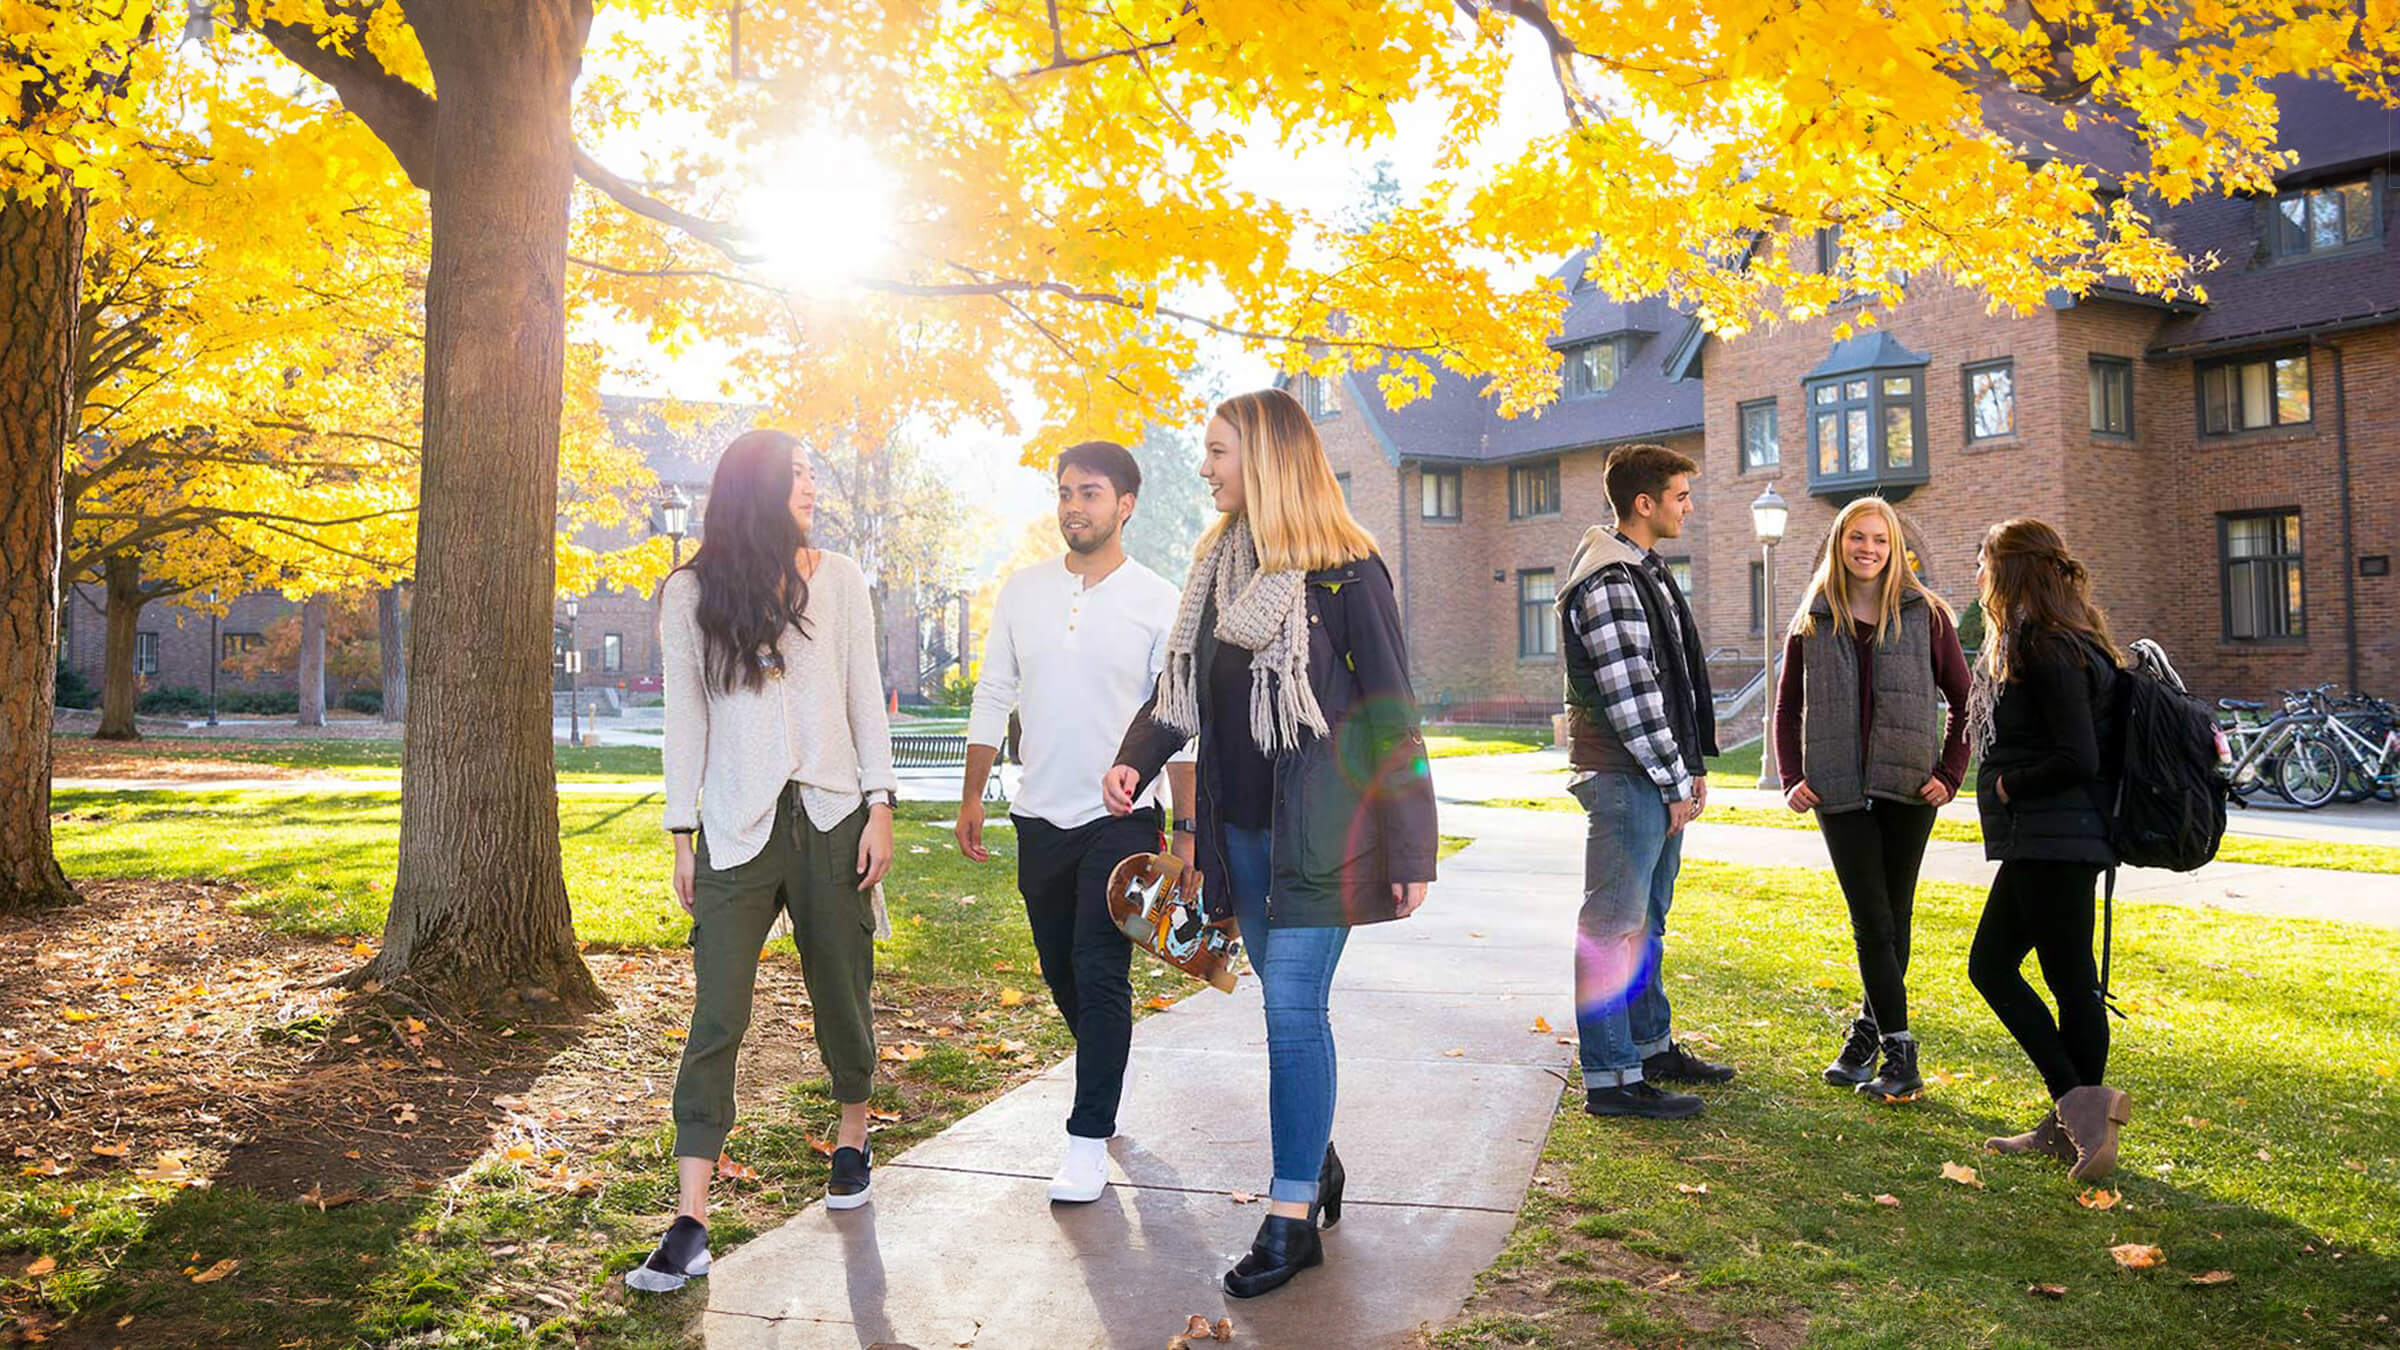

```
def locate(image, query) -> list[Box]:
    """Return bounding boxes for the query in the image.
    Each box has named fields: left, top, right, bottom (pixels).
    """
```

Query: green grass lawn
left=1440, top=858, right=2399, bottom=1349
left=1425, top=723, right=1553, bottom=758
left=53, top=734, right=665, bottom=783
left=1467, top=795, right=2400, bottom=876
left=8, top=795, right=1202, bottom=1347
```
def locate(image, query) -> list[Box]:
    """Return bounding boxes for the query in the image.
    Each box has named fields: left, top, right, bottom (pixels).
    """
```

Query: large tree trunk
left=96, top=552, right=146, bottom=741
left=364, top=1, right=603, bottom=1010
left=377, top=583, right=408, bottom=723
left=296, top=594, right=328, bottom=727
left=0, top=188, right=85, bottom=914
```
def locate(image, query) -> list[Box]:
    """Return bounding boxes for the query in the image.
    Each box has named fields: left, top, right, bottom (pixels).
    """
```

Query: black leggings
left=1817, top=801, right=1937, bottom=1034
left=1968, top=858, right=2109, bottom=1100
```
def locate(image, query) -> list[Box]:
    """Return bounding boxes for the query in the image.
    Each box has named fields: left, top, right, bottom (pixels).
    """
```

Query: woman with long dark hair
left=1966, top=518, right=2133, bottom=1183
left=627, top=429, right=897, bottom=1294
left=1775, top=497, right=1971, bottom=1104
left=1104, top=387, right=1438, bottom=1299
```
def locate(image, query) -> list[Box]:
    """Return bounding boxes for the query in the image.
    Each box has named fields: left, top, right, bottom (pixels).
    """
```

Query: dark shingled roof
left=600, top=394, right=763, bottom=487
left=1341, top=251, right=1705, bottom=465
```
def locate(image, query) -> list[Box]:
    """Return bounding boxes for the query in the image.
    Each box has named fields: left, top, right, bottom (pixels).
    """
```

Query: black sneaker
left=1584, top=1080, right=1705, bottom=1119
left=827, top=1144, right=871, bottom=1210
left=1643, top=1041, right=1737, bottom=1085
left=1858, top=1034, right=1923, bottom=1102
left=1823, top=1018, right=1880, bottom=1087
left=625, top=1215, right=710, bottom=1293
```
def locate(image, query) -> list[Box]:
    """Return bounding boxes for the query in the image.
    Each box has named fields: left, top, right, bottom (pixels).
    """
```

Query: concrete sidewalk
left=700, top=834, right=1580, bottom=1349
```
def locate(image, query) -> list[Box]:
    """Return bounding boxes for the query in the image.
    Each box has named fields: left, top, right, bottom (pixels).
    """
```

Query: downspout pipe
left=2324, top=341, right=2357, bottom=691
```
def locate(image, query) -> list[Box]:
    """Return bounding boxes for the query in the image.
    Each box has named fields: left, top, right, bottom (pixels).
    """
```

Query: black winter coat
left=1975, top=627, right=2121, bottom=866
left=1115, top=552, right=1438, bottom=928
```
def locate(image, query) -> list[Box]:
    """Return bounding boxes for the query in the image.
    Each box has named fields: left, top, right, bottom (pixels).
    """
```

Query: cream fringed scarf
left=1153, top=516, right=1328, bottom=754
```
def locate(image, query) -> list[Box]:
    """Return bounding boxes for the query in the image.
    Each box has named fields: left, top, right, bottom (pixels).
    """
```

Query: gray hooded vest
left=1799, top=590, right=1942, bottom=813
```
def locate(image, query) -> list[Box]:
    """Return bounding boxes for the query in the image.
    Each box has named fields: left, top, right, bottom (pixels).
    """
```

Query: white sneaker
left=1046, top=1133, right=1110, bottom=1204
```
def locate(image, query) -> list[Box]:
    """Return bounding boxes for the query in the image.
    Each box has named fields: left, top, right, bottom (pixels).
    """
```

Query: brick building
left=1316, top=77, right=2400, bottom=728
left=1310, top=278, right=1712, bottom=719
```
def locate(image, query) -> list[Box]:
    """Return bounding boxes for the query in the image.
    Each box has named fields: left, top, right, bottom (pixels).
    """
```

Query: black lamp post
left=1750, top=485, right=1789, bottom=790
left=658, top=484, right=692, bottom=569
left=205, top=588, right=220, bottom=728
left=564, top=595, right=582, bottom=748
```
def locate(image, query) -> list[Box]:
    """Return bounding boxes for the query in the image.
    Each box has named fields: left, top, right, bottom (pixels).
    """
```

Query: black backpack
left=2106, top=638, right=2230, bottom=872
left=2096, top=639, right=2230, bottom=1016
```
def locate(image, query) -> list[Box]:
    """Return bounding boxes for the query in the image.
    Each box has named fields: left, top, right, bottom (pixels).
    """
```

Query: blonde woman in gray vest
left=1773, top=497, right=1971, bottom=1103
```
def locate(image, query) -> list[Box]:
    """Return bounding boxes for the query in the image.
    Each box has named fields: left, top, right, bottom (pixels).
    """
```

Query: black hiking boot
left=1823, top=1017, right=1880, bottom=1087
left=1643, top=1041, right=1737, bottom=1085
left=1584, top=1080, right=1705, bottom=1120
left=1857, top=1035, right=1923, bottom=1102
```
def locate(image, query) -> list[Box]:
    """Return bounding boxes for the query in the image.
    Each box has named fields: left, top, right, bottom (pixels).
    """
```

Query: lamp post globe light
left=564, top=595, right=582, bottom=749
left=658, top=485, right=692, bottom=569
left=205, top=588, right=220, bottom=729
left=1749, top=486, right=1789, bottom=792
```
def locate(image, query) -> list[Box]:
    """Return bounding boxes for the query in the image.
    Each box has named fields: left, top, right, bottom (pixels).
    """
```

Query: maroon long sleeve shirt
left=1773, top=604, right=1973, bottom=795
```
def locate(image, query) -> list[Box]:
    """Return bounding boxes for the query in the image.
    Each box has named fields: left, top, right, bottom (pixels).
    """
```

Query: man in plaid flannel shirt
left=1555, top=444, right=1736, bottom=1120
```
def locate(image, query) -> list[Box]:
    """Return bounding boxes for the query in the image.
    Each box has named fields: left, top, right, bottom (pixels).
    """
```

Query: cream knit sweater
left=660, top=554, right=898, bottom=869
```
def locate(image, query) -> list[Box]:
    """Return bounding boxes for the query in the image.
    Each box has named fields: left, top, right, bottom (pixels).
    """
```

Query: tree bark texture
left=378, top=583, right=408, bottom=722
left=0, top=187, right=85, bottom=913
left=96, top=552, right=146, bottom=741
left=297, top=593, right=329, bottom=726
left=367, top=0, right=603, bottom=1009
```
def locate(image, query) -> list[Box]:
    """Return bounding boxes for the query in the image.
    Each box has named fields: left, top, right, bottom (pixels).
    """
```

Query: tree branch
left=570, top=145, right=765, bottom=264
left=235, top=3, right=439, bottom=189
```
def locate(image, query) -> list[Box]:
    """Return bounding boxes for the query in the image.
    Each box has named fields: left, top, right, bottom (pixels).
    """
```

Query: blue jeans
left=1571, top=772, right=1681, bottom=1086
left=1223, top=825, right=1349, bottom=1205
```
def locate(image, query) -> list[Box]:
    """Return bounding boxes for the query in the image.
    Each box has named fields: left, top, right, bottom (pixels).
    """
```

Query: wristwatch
left=866, top=790, right=896, bottom=809
left=1173, top=817, right=1197, bottom=834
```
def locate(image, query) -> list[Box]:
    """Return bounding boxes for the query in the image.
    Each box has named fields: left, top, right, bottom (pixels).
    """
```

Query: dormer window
left=1564, top=339, right=1621, bottom=398
left=2273, top=178, right=2378, bottom=257
left=1802, top=332, right=1930, bottom=499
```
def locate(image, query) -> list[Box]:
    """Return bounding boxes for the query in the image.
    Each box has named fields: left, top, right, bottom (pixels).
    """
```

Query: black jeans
left=1816, top=801, right=1937, bottom=1034
left=1014, top=808, right=1160, bottom=1139
left=1968, top=858, right=2108, bottom=1100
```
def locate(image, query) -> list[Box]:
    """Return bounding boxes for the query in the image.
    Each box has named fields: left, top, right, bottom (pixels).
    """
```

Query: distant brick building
left=1316, top=76, right=2400, bottom=728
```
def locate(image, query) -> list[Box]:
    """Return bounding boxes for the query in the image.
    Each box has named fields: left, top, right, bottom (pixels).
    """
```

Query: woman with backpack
left=1104, top=387, right=1438, bottom=1299
left=1965, top=518, right=2133, bottom=1182
left=1775, top=498, right=1971, bottom=1103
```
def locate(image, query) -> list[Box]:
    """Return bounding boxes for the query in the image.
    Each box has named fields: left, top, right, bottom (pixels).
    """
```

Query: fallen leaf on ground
left=89, top=1142, right=131, bottom=1158
left=1675, top=1182, right=1709, bottom=1196
left=1228, top=1190, right=1258, bottom=1204
left=23, top=1256, right=55, bottom=1278
left=1145, top=995, right=1177, bottom=1010
left=716, top=1155, right=757, bottom=1181
left=2188, top=1270, right=2236, bottom=1287
left=1187, top=1316, right=1213, bottom=1337
left=2255, top=1148, right=2272, bottom=1162
left=2110, top=1243, right=2166, bottom=1269
left=1442, top=1048, right=1465, bottom=1058
left=1873, top=1194, right=1900, bottom=1207
left=2181, top=1115, right=2211, bottom=1129
left=1529, top=1016, right=1552, bottom=1033
left=2028, top=1283, right=2067, bottom=1299
left=868, top=1108, right=902, bottom=1122
left=1940, top=1162, right=1985, bottom=1189
left=1213, top=1317, right=1234, bottom=1341
left=2076, top=1188, right=2121, bottom=1211
left=998, top=987, right=1027, bottom=1007
left=2344, top=1159, right=2367, bottom=1173
left=808, top=1139, right=835, bottom=1157
left=879, top=1042, right=927, bottom=1062
left=189, top=1258, right=238, bottom=1284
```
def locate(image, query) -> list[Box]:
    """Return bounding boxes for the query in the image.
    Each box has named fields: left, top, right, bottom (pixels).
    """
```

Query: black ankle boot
left=1823, top=1017, right=1879, bottom=1086
left=1858, top=1035, right=1923, bottom=1102
left=1224, top=1214, right=1324, bottom=1298
left=1315, top=1143, right=1345, bottom=1230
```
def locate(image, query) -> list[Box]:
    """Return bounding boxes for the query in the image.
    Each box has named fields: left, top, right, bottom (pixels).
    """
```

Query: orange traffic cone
left=888, top=689, right=899, bottom=715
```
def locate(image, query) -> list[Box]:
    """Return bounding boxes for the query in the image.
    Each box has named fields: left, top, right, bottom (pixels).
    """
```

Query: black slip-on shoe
left=625, top=1215, right=710, bottom=1293
left=827, top=1144, right=872, bottom=1210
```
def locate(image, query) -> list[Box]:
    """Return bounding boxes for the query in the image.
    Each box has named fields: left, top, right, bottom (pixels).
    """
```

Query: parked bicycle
left=2277, top=689, right=2400, bottom=809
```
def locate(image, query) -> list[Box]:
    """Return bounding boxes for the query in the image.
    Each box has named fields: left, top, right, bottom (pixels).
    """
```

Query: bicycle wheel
left=2276, top=734, right=2345, bottom=809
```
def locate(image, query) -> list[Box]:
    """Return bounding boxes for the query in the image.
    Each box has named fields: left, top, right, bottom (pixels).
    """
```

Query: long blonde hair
left=1196, top=387, right=1377, bottom=572
left=1790, top=497, right=1951, bottom=643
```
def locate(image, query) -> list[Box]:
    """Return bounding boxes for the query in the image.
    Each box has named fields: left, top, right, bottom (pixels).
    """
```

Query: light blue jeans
left=1223, top=825, right=1349, bottom=1205
left=1571, top=772, right=1681, bottom=1086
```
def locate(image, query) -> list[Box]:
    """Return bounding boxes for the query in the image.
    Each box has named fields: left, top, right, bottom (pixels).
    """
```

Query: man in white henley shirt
left=958, top=441, right=1195, bottom=1204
